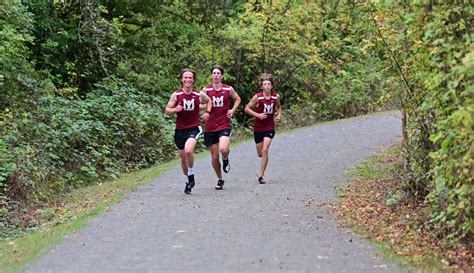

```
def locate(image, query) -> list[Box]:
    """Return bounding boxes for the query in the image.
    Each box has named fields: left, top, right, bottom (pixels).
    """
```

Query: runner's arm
left=164, top=93, right=181, bottom=115
left=245, top=95, right=266, bottom=120
left=275, top=94, right=282, bottom=122
left=228, top=87, right=241, bottom=117
left=199, top=90, right=209, bottom=110
left=199, top=91, right=212, bottom=121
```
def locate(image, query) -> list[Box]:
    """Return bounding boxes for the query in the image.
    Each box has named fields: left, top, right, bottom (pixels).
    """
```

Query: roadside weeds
left=334, top=144, right=473, bottom=272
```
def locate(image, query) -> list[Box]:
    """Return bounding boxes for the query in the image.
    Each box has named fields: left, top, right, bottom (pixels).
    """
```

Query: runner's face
left=181, top=72, right=194, bottom=88
left=212, top=69, right=223, bottom=84
left=262, top=80, right=272, bottom=93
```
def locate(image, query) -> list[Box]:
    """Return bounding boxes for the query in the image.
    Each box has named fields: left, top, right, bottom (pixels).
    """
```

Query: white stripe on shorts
left=195, top=126, right=203, bottom=140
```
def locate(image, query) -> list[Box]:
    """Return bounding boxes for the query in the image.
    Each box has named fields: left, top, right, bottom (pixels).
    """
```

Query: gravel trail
left=26, top=112, right=404, bottom=273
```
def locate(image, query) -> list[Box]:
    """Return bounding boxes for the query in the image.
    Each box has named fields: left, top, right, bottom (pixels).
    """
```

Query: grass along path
left=0, top=159, right=179, bottom=273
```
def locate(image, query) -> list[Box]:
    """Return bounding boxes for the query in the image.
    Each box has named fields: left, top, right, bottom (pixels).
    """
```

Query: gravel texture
left=26, top=111, right=404, bottom=273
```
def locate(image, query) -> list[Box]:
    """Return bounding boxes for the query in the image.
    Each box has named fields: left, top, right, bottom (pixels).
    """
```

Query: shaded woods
left=1, top=0, right=471, bottom=248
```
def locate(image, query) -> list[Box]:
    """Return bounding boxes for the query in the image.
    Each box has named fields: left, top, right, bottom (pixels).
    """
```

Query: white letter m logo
left=212, top=96, right=224, bottom=107
left=183, top=99, right=195, bottom=111
left=263, top=103, right=274, bottom=114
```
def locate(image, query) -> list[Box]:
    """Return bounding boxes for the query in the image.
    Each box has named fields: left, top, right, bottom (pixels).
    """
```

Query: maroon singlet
left=203, top=83, right=232, bottom=132
left=175, top=89, right=201, bottom=129
left=253, top=91, right=279, bottom=132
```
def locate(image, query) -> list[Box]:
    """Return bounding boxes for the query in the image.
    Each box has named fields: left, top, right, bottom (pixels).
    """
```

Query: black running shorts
left=253, top=130, right=275, bottom=144
left=174, top=126, right=202, bottom=150
left=204, top=128, right=232, bottom=147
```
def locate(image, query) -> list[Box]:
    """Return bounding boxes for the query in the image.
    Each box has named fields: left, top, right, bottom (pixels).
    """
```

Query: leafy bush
left=1, top=78, right=175, bottom=233
left=373, top=3, right=473, bottom=241
left=420, top=7, right=473, bottom=240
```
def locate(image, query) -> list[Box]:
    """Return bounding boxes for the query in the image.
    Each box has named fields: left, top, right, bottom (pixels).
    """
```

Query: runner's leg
left=258, top=137, right=273, bottom=177
left=183, top=138, right=198, bottom=194
left=178, top=149, right=188, bottom=176
left=219, top=136, right=230, bottom=158
left=256, top=142, right=263, bottom=158
left=184, top=138, right=198, bottom=171
left=209, top=143, right=222, bottom=178
left=220, top=136, right=231, bottom=173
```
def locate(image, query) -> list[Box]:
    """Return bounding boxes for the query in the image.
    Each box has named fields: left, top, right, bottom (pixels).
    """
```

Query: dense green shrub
left=373, top=3, right=473, bottom=241
left=420, top=6, right=473, bottom=240
left=24, top=1, right=123, bottom=96
left=1, top=78, right=175, bottom=231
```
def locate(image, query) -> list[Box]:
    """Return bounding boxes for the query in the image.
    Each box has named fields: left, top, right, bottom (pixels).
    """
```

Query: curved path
left=27, top=112, right=403, bottom=273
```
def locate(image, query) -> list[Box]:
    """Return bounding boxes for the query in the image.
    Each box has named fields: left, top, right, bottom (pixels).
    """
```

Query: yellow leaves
left=306, top=54, right=322, bottom=65
left=362, top=39, right=375, bottom=52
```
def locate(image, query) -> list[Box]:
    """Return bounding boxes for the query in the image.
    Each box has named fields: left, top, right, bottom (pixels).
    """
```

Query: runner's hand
left=201, top=112, right=210, bottom=121
left=257, top=113, right=268, bottom=120
left=227, top=109, right=234, bottom=119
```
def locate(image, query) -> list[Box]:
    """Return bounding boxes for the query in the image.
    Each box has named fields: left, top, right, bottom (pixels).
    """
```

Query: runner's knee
left=219, top=147, right=229, bottom=155
left=184, top=148, right=194, bottom=157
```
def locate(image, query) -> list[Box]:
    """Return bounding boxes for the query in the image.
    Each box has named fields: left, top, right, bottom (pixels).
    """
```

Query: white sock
left=188, top=167, right=194, bottom=176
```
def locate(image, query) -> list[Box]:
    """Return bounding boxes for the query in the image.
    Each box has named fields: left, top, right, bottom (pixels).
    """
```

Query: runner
left=165, top=68, right=211, bottom=194
left=202, top=65, right=241, bottom=190
left=244, top=73, right=281, bottom=184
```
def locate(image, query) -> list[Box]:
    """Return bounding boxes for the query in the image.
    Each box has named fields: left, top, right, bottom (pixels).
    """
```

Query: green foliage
left=215, top=1, right=393, bottom=124
left=0, top=139, right=15, bottom=188
left=1, top=0, right=470, bottom=244
left=0, top=0, right=44, bottom=112
left=113, top=0, right=245, bottom=100
left=24, top=1, right=123, bottom=95
left=0, top=138, right=15, bottom=231
left=421, top=6, right=473, bottom=240
left=1, top=78, right=175, bottom=232
left=372, top=3, right=473, bottom=241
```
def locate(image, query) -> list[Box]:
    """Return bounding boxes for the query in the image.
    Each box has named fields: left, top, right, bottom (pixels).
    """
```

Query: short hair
left=179, top=68, right=196, bottom=82
left=259, top=73, right=273, bottom=86
left=211, top=64, right=224, bottom=75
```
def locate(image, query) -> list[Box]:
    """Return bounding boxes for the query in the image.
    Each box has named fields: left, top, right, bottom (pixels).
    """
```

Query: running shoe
left=258, top=176, right=266, bottom=184
left=184, top=174, right=195, bottom=194
left=215, top=179, right=225, bottom=190
left=222, top=158, right=230, bottom=173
